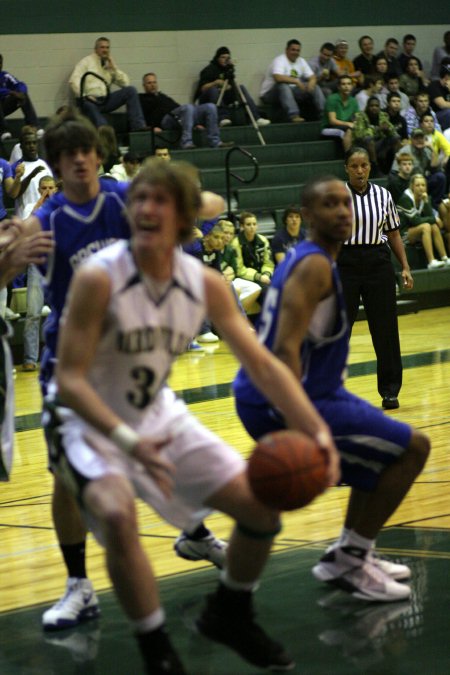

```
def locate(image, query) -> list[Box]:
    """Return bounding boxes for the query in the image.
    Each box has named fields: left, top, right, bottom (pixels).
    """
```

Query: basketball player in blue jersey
left=45, top=159, right=338, bottom=674
left=234, top=175, right=430, bottom=603
left=8, top=110, right=228, bottom=632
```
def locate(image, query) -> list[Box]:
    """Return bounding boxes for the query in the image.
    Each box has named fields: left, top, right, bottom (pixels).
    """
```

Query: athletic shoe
left=187, top=340, right=204, bottom=352
left=197, top=591, right=295, bottom=671
left=22, top=362, right=37, bottom=372
left=256, top=118, right=271, bottom=127
left=44, top=623, right=101, bottom=663
left=312, top=546, right=411, bottom=602
left=197, top=331, right=219, bottom=343
left=367, top=550, right=411, bottom=581
left=290, top=115, right=305, bottom=123
left=41, top=305, right=52, bottom=317
left=382, top=396, right=399, bottom=409
left=181, top=142, right=196, bottom=149
left=441, top=256, right=450, bottom=266
left=174, top=532, right=227, bottom=569
left=427, top=259, right=445, bottom=269
left=1, top=132, right=12, bottom=141
left=42, top=578, right=100, bottom=631
left=219, top=119, right=232, bottom=127
left=5, top=307, right=20, bottom=320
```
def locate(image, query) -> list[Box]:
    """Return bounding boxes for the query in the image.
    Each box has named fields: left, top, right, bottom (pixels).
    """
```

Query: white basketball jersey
left=84, top=241, right=207, bottom=427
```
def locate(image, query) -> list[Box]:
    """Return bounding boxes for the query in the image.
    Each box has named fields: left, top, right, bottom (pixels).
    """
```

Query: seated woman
left=397, top=174, right=450, bottom=269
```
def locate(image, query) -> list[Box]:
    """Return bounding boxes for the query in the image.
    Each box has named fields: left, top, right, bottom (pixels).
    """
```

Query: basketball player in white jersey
left=47, top=158, right=339, bottom=673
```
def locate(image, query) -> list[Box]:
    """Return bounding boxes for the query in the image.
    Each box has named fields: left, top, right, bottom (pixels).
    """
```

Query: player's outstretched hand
left=316, top=430, right=341, bottom=487
left=132, top=438, right=176, bottom=498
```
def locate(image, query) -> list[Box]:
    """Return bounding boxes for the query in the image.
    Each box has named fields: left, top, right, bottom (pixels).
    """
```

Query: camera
left=223, top=61, right=235, bottom=80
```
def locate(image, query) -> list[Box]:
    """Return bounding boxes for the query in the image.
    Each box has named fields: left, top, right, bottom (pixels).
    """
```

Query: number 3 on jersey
left=127, top=366, right=155, bottom=409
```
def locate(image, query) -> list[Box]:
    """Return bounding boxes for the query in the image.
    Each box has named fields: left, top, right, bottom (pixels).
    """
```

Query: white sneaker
left=219, top=119, right=232, bottom=127
left=367, top=550, right=411, bottom=581
left=427, top=259, right=445, bottom=269
left=197, top=331, right=219, bottom=343
left=1, top=132, right=12, bottom=142
left=41, top=305, right=51, bottom=317
left=42, top=578, right=100, bottom=631
left=441, top=256, right=450, bottom=266
left=174, top=532, right=227, bottom=569
left=312, top=547, right=411, bottom=602
left=256, top=118, right=271, bottom=127
left=4, top=307, right=20, bottom=320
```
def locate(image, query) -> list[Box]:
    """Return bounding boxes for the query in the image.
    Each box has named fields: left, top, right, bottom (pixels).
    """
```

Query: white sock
left=344, top=530, right=375, bottom=553
left=132, top=608, right=165, bottom=635
left=220, top=568, right=259, bottom=593
left=336, top=527, right=351, bottom=547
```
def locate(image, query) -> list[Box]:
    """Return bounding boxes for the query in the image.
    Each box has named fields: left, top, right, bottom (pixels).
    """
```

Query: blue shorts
left=235, top=387, right=412, bottom=491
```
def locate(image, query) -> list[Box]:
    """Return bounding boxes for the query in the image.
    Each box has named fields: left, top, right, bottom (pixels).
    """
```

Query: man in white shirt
left=260, top=39, right=325, bottom=122
left=69, top=37, right=147, bottom=131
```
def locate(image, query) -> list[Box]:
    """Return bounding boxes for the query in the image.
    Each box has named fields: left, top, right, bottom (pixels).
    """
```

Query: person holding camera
left=196, top=47, right=270, bottom=127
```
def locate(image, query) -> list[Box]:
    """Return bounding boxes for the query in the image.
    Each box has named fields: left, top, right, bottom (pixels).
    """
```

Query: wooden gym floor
left=1, top=307, right=449, bottom=674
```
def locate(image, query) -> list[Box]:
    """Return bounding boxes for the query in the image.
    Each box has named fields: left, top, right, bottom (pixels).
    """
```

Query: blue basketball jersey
left=234, top=240, right=349, bottom=403
left=35, top=179, right=130, bottom=359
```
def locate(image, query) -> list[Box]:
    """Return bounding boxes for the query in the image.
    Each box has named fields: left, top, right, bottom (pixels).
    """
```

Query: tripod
left=217, top=76, right=266, bottom=146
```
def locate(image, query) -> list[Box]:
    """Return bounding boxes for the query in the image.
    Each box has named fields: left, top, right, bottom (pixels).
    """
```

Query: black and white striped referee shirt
left=345, top=182, right=400, bottom=246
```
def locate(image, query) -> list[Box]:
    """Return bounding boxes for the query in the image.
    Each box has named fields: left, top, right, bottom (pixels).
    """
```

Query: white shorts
left=47, top=387, right=245, bottom=540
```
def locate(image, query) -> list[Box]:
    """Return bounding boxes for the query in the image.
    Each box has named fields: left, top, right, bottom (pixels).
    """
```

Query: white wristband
left=110, top=424, right=139, bottom=455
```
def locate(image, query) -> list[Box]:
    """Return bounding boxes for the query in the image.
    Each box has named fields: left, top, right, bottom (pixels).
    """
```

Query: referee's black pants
left=338, top=244, right=402, bottom=399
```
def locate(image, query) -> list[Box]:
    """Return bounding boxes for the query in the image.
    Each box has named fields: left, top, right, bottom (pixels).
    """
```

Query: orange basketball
left=247, top=430, right=328, bottom=511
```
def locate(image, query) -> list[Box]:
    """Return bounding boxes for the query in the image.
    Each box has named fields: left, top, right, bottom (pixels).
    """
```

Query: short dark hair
left=239, top=211, right=256, bottom=226
left=358, top=35, right=373, bottom=49
left=282, top=205, right=301, bottom=225
left=385, top=38, right=399, bottom=46
left=440, top=63, right=450, bottom=78
left=142, top=72, right=156, bottom=82
left=338, top=74, right=353, bottom=86
left=320, top=42, right=335, bottom=53
left=344, top=147, right=370, bottom=166
left=301, top=175, right=341, bottom=209
left=403, top=34, right=416, bottom=43
left=406, top=56, right=420, bottom=67
left=286, top=39, right=301, bottom=49
left=386, top=92, right=401, bottom=103
left=44, top=108, right=103, bottom=175
left=419, top=112, right=434, bottom=123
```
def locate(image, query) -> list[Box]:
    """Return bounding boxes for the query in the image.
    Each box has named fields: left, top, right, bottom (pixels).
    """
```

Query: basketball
left=247, top=430, right=328, bottom=511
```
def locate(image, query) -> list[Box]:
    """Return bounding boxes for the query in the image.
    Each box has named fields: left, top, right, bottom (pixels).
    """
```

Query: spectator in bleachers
left=384, top=92, right=408, bottom=143
left=376, top=38, right=402, bottom=78
left=154, top=146, right=171, bottom=161
left=308, top=43, right=340, bottom=98
left=218, top=219, right=262, bottom=312
left=419, top=112, right=450, bottom=173
left=69, top=37, right=148, bottom=131
left=398, top=35, right=426, bottom=78
left=231, top=212, right=274, bottom=304
left=373, top=55, right=390, bottom=83
left=270, top=206, right=304, bottom=264
left=430, top=30, right=450, bottom=80
left=353, top=96, right=401, bottom=174
left=391, top=129, right=446, bottom=210
left=196, top=47, right=270, bottom=128
left=321, top=75, right=359, bottom=151
left=109, top=152, right=141, bottom=182
left=379, top=75, right=410, bottom=112
left=355, top=75, right=384, bottom=111
left=260, top=39, right=324, bottom=122
left=140, top=72, right=231, bottom=149
left=399, top=58, right=427, bottom=99
left=11, top=127, right=52, bottom=219
left=404, top=92, right=442, bottom=136
left=397, top=174, right=449, bottom=268
left=333, top=39, right=363, bottom=88
left=0, top=54, right=42, bottom=142
left=387, top=151, right=415, bottom=203
left=428, top=63, right=450, bottom=131
left=353, top=35, right=376, bottom=78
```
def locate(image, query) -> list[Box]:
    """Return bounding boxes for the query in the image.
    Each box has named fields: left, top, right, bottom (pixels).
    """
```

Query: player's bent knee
left=408, top=430, right=430, bottom=470
left=237, top=519, right=282, bottom=540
